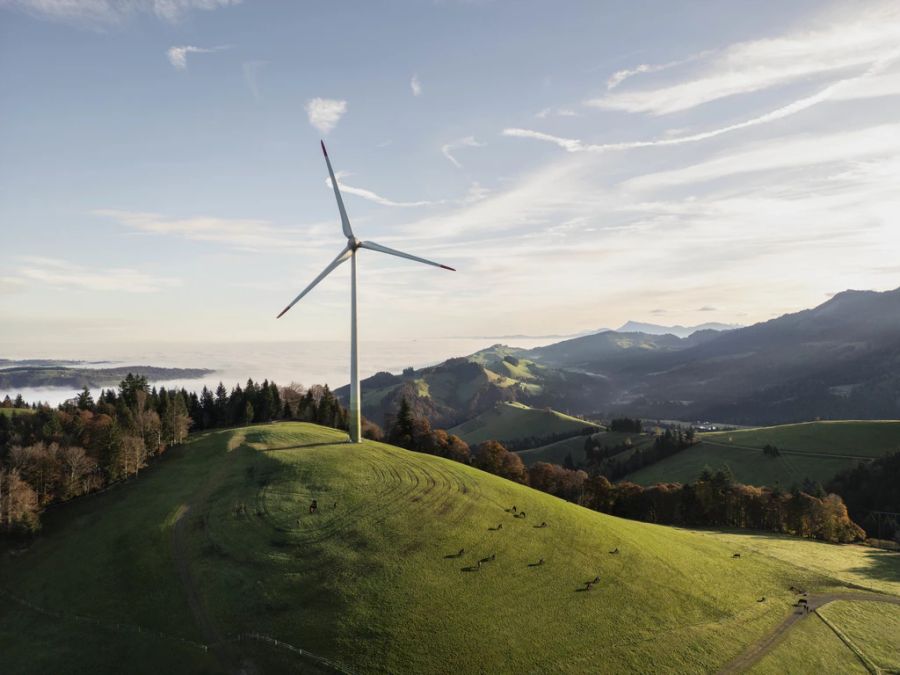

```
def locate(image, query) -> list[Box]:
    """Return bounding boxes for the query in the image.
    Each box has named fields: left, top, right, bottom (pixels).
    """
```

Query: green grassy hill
left=516, top=433, right=596, bottom=466
left=625, top=421, right=900, bottom=488
left=1, top=422, right=898, bottom=674
left=448, top=401, right=595, bottom=445
left=516, top=430, right=655, bottom=468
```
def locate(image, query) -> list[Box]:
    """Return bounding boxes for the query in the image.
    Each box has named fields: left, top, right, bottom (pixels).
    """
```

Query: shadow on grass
left=848, top=548, right=900, bottom=585
left=259, top=442, right=343, bottom=452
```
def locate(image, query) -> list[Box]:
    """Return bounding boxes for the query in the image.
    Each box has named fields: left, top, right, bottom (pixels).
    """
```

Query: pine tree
left=76, top=386, right=94, bottom=411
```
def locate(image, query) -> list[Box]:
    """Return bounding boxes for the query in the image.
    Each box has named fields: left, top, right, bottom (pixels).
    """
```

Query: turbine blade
left=276, top=245, right=353, bottom=318
left=321, top=141, right=354, bottom=239
left=359, top=240, right=455, bottom=271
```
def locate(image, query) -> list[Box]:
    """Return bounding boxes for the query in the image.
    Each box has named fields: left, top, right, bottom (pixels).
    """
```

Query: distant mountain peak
left=616, top=321, right=741, bottom=338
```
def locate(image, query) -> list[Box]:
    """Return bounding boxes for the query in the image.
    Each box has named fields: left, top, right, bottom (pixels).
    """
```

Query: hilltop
left=2, top=422, right=897, bottom=674
left=335, top=350, right=608, bottom=433
left=448, top=401, right=596, bottom=445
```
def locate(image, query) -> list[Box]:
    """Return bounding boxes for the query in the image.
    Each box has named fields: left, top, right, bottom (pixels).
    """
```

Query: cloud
left=327, top=175, right=442, bottom=208
left=1, top=0, right=241, bottom=25
left=0, top=276, right=26, bottom=295
left=440, top=136, right=484, bottom=169
left=649, top=308, right=667, bottom=315
left=14, top=256, right=179, bottom=293
left=606, top=52, right=712, bottom=90
left=306, top=98, right=347, bottom=135
left=697, top=306, right=717, bottom=312
left=167, top=45, right=226, bottom=71
left=242, top=60, right=267, bottom=99
left=535, top=107, right=578, bottom=119
left=94, top=209, right=333, bottom=251
left=410, top=74, right=422, bottom=97
left=504, top=54, right=900, bottom=155
left=589, top=5, right=900, bottom=114
left=625, top=122, right=900, bottom=190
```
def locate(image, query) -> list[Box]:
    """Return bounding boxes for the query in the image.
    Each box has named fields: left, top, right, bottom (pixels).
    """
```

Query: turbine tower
left=277, top=141, right=455, bottom=443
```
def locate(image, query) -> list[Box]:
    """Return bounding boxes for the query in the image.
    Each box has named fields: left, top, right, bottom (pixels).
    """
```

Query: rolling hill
left=516, top=429, right=656, bottom=468
left=625, top=421, right=900, bottom=487
left=448, top=402, right=596, bottom=446
left=335, top=350, right=609, bottom=432
left=3, top=422, right=896, bottom=673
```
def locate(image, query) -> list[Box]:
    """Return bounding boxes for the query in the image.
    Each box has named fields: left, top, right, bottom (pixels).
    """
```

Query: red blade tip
left=440, top=264, right=456, bottom=271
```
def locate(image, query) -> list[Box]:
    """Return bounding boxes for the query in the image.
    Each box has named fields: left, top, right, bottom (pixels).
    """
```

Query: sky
left=1, top=0, right=900, bottom=346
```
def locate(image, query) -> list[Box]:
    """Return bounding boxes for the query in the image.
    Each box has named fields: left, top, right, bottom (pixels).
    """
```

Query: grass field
left=516, top=434, right=595, bottom=466
left=516, top=430, right=654, bottom=467
left=1, top=422, right=898, bottom=674
left=626, top=420, right=900, bottom=488
left=818, top=600, right=900, bottom=671
left=448, top=401, right=595, bottom=445
left=0, top=407, right=33, bottom=418
left=749, top=609, right=868, bottom=674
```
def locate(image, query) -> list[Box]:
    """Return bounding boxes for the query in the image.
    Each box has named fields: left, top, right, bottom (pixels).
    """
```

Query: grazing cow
left=609, top=548, right=619, bottom=554
left=457, top=548, right=465, bottom=557
left=479, top=555, right=491, bottom=564
left=592, top=576, right=600, bottom=584
left=490, top=553, right=496, bottom=561
left=512, top=506, right=517, bottom=513
left=540, top=522, right=548, bottom=528
left=498, top=523, right=503, bottom=530
left=757, top=597, right=766, bottom=603
left=798, top=598, right=808, bottom=606
left=538, top=558, right=544, bottom=565
left=584, top=581, right=593, bottom=591
left=333, top=501, right=337, bottom=509
left=732, top=553, right=741, bottom=558
left=309, top=499, right=318, bottom=514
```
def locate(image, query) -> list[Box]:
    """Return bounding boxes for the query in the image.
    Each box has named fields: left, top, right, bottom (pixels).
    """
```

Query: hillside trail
left=718, top=591, right=900, bottom=673
left=171, top=433, right=259, bottom=675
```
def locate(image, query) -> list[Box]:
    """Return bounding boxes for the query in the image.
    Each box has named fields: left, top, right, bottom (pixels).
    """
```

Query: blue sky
left=1, top=0, right=899, bottom=345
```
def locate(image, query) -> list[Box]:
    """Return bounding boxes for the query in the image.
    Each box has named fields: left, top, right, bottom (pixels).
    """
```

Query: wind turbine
left=277, top=141, right=455, bottom=443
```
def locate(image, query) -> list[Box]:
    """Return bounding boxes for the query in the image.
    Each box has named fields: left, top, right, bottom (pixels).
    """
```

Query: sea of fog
left=0, top=337, right=558, bottom=406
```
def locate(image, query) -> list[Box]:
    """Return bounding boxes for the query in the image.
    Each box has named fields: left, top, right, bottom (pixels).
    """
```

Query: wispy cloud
left=306, top=98, right=347, bottom=135
left=327, top=174, right=441, bottom=208
left=589, top=5, right=900, bottom=114
left=440, top=136, right=484, bottom=169
left=605, top=52, right=712, bottom=90
left=535, top=107, right=578, bottom=119
left=15, top=256, right=179, bottom=293
left=410, top=73, right=422, bottom=97
left=167, top=45, right=227, bottom=71
left=504, top=53, right=900, bottom=154
left=2, top=0, right=241, bottom=25
left=93, top=209, right=333, bottom=252
left=242, top=60, right=266, bottom=99
left=625, top=122, right=900, bottom=190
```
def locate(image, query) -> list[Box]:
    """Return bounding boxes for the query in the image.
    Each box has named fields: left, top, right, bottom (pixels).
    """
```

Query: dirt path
left=718, top=592, right=900, bottom=673
left=171, top=437, right=257, bottom=675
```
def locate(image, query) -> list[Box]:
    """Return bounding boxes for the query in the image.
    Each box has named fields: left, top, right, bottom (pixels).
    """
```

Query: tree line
left=0, top=375, right=359, bottom=535
left=383, top=399, right=864, bottom=544
left=827, top=451, right=900, bottom=544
